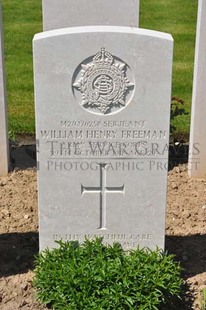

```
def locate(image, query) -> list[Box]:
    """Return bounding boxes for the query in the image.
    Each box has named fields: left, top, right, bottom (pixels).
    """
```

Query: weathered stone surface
left=189, top=0, right=206, bottom=178
left=42, top=0, right=139, bottom=31
left=0, top=4, right=8, bottom=177
left=34, top=26, right=173, bottom=251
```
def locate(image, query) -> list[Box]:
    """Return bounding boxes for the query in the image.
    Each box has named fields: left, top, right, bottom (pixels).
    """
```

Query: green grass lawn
left=2, top=0, right=42, bottom=134
left=140, top=0, right=198, bottom=134
left=2, top=0, right=198, bottom=135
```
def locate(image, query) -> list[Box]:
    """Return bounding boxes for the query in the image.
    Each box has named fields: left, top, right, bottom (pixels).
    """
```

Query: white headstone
left=34, top=26, right=173, bottom=252
left=189, top=0, right=206, bottom=178
left=0, top=4, right=8, bottom=177
left=42, top=0, right=139, bottom=31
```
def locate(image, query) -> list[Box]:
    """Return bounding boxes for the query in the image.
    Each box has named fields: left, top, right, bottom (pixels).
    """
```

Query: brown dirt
left=0, top=164, right=206, bottom=309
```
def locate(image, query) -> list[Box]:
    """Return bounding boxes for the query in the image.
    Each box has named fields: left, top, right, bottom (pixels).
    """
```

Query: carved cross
left=81, top=163, right=125, bottom=230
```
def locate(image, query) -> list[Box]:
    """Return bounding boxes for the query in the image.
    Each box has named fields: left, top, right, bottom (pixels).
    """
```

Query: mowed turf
left=2, top=0, right=42, bottom=134
left=3, top=0, right=198, bottom=134
left=140, top=0, right=198, bottom=133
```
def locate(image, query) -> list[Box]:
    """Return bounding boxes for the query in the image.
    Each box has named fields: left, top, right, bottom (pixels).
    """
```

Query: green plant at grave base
left=33, top=238, right=183, bottom=310
left=8, top=130, right=16, bottom=142
left=200, top=288, right=206, bottom=310
left=170, top=97, right=188, bottom=134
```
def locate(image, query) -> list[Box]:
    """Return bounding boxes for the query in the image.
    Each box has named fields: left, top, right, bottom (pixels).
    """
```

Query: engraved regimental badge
left=73, top=48, right=134, bottom=115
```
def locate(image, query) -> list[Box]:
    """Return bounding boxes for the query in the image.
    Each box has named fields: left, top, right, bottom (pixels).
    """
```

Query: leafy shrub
left=33, top=238, right=183, bottom=310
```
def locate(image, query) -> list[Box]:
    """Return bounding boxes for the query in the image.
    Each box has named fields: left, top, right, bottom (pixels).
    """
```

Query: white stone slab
left=189, top=0, right=206, bottom=178
left=0, top=4, right=8, bottom=177
left=34, top=26, right=173, bottom=252
left=42, top=0, right=139, bottom=31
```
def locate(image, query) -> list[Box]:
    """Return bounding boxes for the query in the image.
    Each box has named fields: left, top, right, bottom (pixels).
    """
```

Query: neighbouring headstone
left=0, top=4, right=9, bottom=177
left=189, top=0, right=206, bottom=178
left=42, top=0, right=139, bottom=31
left=34, top=26, right=173, bottom=252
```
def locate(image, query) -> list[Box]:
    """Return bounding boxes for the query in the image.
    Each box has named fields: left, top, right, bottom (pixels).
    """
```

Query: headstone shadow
left=0, top=232, right=39, bottom=277
left=0, top=232, right=205, bottom=280
left=165, top=234, right=206, bottom=277
left=168, top=142, right=189, bottom=170
left=10, top=144, right=37, bottom=171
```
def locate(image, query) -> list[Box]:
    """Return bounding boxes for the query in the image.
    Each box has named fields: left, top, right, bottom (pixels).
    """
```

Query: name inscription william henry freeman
left=40, top=119, right=168, bottom=170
